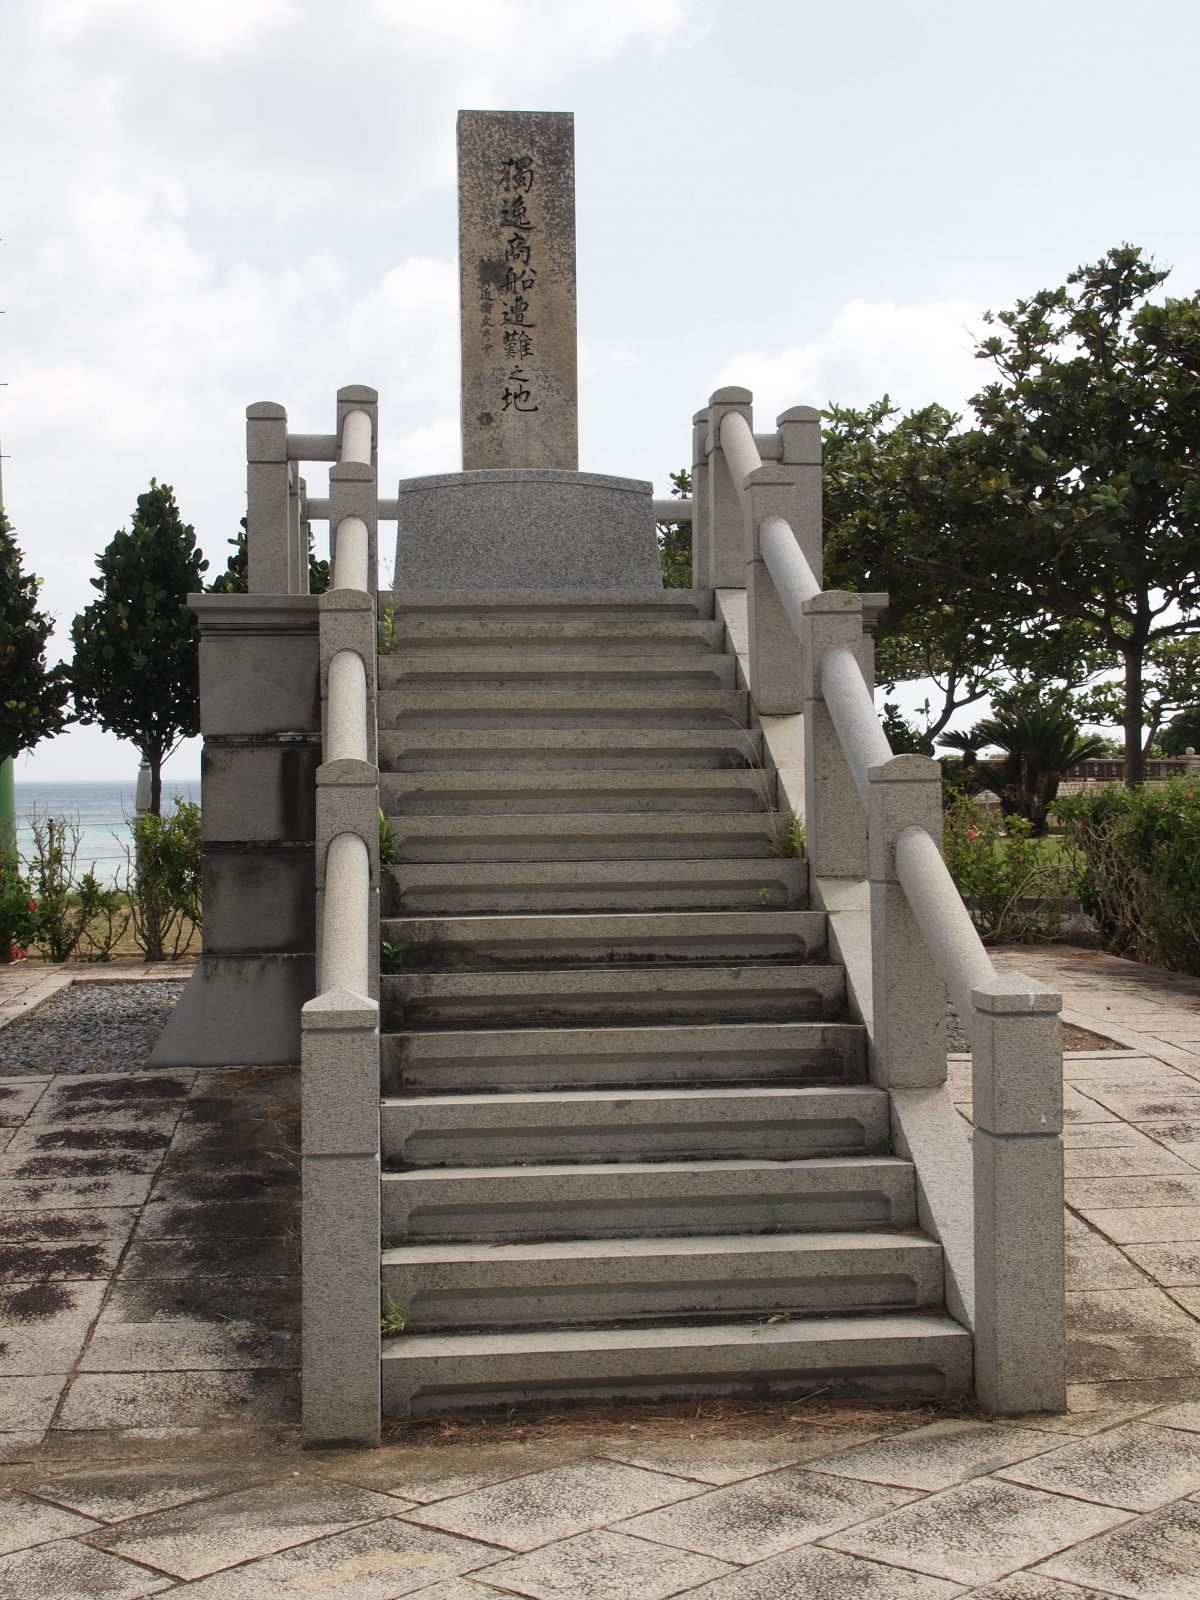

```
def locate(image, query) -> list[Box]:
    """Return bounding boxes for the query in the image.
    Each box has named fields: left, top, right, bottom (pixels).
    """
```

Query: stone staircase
left=375, top=587, right=971, bottom=1416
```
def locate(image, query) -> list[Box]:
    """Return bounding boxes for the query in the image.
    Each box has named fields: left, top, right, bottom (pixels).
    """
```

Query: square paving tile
left=0, top=1374, right=66, bottom=1432
left=0, top=1280, right=106, bottom=1375
left=805, top=1418, right=1058, bottom=1491
left=1061, top=1124, right=1155, bottom=1149
left=612, top=1466, right=916, bottom=1564
left=1078, top=1089, right=1200, bottom=1123
left=158, top=1517, right=505, bottom=1598
left=1124, top=1242, right=1200, bottom=1285
left=1079, top=1207, right=1200, bottom=1245
left=1068, top=1286, right=1200, bottom=1382
left=0, top=1081, right=49, bottom=1125
left=79, top=1277, right=299, bottom=1373
left=680, top=1543, right=969, bottom=1598
left=404, top=1459, right=704, bottom=1553
left=0, top=1539, right=170, bottom=1598
left=1065, top=1146, right=1196, bottom=1178
left=0, top=1225, right=131, bottom=1282
left=0, top=1174, right=156, bottom=1210
left=601, top=1424, right=883, bottom=1486
left=0, top=1488, right=101, bottom=1555
left=1062, top=1088, right=1121, bottom=1124
left=1000, top=1421, right=1200, bottom=1510
left=823, top=1477, right=1130, bottom=1585
left=1068, top=1175, right=1200, bottom=1211
left=0, top=1431, right=46, bottom=1463
left=1144, top=1401, right=1200, bottom=1433
left=26, top=1458, right=275, bottom=1522
left=1037, top=1497, right=1200, bottom=1598
left=116, top=1236, right=297, bottom=1280
left=318, top=1439, right=594, bottom=1504
left=970, top=1578, right=1129, bottom=1598
left=476, top=1529, right=732, bottom=1599
left=87, top=1477, right=412, bottom=1580
left=1066, top=1230, right=1144, bottom=1291
left=55, top=1369, right=299, bottom=1431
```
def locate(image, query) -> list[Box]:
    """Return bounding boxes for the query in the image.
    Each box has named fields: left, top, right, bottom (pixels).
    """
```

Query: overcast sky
left=5, top=0, right=1199, bottom=783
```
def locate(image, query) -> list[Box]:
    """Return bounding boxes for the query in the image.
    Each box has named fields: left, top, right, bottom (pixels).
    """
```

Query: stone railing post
left=319, top=590, right=378, bottom=768
left=866, top=755, right=946, bottom=1088
left=744, top=465, right=803, bottom=713
left=706, top=386, right=753, bottom=588
left=301, top=985, right=380, bottom=1445
left=247, top=402, right=293, bottom=593
left=314, top=754, right=380, bottom=1004
left=775, top=406, right=823, bottom=590
left=970, top=975, right=1067, bottom=1414
left=802, top=592, right=869, bottom=879
left=691, top=408, right=712, bottom=590
left=335, top=386, right=379, bottom=588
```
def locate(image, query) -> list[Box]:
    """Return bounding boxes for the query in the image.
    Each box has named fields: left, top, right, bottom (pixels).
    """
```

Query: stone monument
left=395, top=109, right=660, bottom=590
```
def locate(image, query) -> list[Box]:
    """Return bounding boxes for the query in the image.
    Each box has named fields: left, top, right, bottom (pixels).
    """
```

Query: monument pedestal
left=394, top=469, right=661, bottom=590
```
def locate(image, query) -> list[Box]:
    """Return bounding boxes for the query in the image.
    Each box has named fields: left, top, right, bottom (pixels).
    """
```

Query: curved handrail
left=719, top=409, right=763, bottom=499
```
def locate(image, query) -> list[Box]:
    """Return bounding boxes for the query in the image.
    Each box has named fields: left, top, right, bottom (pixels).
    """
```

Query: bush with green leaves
left=942, top=794, right=1073, bottom=943
left=1057, top=781, right=1200, bottom=974
left=0, top=851, right=39, bottom=963
left=24, top=814, right=127, bottom=962
left=126, top=799, right=203, bottom=960
left=656, top=468, right=692, bottom=588
left=0, top=509, right=70, bottom=765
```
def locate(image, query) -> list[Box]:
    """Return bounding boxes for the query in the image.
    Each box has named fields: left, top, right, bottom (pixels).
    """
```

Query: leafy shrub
left=942, top=794, right=1073, bottom=942
left=23, top=815, right=126, bottom=962
left=126, top=799, right=202, bottom=960
left=0, top=850, right=39, bottom=962
left=1057, top=781, right=1200, bottom=973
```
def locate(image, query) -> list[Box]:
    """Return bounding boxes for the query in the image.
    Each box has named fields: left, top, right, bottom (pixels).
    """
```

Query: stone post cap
left=776, top=405, right=821, bottom=424
left=692, top=408, right=711, bottom=427
left=337, top=384, right=378, bottom=404
left=867, top=753, right=941, bottom=785
left=316, top=757, right=377, bottom=787
left=971, top=973, right=1062, bottom=1015
left=329, top=461, right=375, bottom=484
left=801, top=590, right=862, bottom=616
left=247, top=401, right=287, bottom=420
left=302, top=987, right=379, bottom=1029
left=709, top=385, right=753, bottom=406
left=746, top=463, right=796, bottom=488
left=318, top=589, right=374, bottom=614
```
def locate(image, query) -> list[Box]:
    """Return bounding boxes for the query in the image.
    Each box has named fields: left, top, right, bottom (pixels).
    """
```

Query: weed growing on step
left=379, top=810, right=396, bottom=866
left=379, top=594, right=397, bottom=655
left=381, top=1292, right=408, bottom=1337
left=380, top=1221, right=392, bottom=1248
left=768, top=811, right=805, bottom=859
left=758, top=886, right=772, bottom=907
left=380, top=940, right=407, bottom=974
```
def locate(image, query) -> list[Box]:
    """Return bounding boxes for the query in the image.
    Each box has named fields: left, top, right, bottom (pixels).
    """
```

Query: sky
left=4, top=0, right=1199, bottom=782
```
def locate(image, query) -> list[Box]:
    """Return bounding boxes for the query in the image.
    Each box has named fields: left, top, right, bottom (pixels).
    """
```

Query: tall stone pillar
left=457, top=110, right=578, bottom=471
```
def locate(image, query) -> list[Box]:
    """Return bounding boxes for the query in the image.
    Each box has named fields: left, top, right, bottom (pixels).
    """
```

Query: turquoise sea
left=12, top=781, right=201, bottom=887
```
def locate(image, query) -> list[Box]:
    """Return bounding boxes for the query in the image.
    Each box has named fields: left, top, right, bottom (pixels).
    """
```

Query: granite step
left=380, top=1156, right=916, bottom=1242
left=378, top=652, right=738, bottom=693
left=384, top=587, right=716, bottom=623
left=380, top=1231, right=946, bottom=1333
left=382, top=961, right=845, bottom=1029
left=381, top=1314, right=973, bottom=1415
left=380, top=767, right=775, bottom=815
left=382, top=911, right=825, bottom=969
left=387, top=811, right=778, bottom=863
left=379, top=1085, right=889, bottom=1167
left=378, top=727, right=764, bottom=773
left=379, top=616, right=727, bottom=658
left=383, top=858, right=808, bottom=915
left=381, top=1021, right=867, bottom=1095
left=379, top=687, right=750, bottom=730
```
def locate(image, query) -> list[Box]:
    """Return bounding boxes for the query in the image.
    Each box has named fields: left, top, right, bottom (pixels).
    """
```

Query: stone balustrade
left=692, top=385, right=1067, bottom=1416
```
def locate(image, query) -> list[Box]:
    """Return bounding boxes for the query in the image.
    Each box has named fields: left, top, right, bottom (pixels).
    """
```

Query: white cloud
left=712, top=297, right=988, bottom=422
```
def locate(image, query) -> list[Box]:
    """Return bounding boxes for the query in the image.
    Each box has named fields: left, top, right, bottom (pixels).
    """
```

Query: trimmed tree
left=0, top=507, right=70, bottom=764
left=70, top=481, right=208, bottom=815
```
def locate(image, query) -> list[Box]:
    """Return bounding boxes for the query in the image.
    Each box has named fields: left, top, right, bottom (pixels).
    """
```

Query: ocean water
left=11, top=781, right=201, bottom=887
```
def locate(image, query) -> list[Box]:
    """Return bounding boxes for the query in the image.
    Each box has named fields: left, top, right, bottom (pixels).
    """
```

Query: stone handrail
left=694, top=385, right=1066, bottom=1417
left=298, top=476, right=383, bottom=1448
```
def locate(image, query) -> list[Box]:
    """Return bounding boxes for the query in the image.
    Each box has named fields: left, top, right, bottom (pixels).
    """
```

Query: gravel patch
left=0, top=982, right=188, bottom=1076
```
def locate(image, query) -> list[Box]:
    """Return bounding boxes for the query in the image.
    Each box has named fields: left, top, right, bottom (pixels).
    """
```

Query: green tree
left=1069, top=636, right=1200, bottom=760
left=70, top=481, right=208, bottom=815
left=208, top=517, right=330, bottom=595
left=822, top=400, right=1030, bottom=744
left=965, top=246, right=1200, bottom=787
left=656, top=468, right=692, bottom=589
left=0, top=508, right=70, bottom=764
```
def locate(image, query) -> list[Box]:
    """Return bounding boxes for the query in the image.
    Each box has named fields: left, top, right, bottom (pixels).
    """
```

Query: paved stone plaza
left=1, top=946, right=1199, bottom=1595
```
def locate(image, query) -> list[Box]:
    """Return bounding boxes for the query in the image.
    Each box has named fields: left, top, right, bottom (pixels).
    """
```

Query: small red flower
left=967, top=828, right=980, bottom=842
